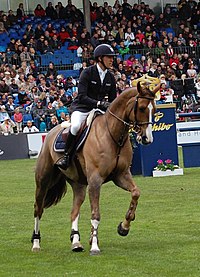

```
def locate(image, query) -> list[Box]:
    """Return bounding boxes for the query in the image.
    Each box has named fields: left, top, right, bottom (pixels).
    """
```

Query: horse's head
left=129, top=75, right=160, bottom=145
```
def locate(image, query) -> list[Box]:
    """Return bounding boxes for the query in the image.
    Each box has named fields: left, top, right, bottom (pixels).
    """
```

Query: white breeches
left=70, top=111, right=90, bottom=135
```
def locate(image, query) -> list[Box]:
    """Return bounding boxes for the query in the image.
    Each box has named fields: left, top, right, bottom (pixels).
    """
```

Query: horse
left=31, top=78, right=160, bottom=255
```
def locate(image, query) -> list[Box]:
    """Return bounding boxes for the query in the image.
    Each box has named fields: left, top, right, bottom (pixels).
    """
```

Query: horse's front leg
left=87, top=173, right=102, bottom=255
left=114, top=170, right=140, bottom=236
left=70, top=182, right=86, bottom=252
left=32, top=216, right=41, bottom=252
left=31, top=183, right=46, bottom=252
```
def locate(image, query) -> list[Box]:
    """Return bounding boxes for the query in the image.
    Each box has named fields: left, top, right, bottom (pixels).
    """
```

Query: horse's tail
left=44, top=170, right=67, bottom=209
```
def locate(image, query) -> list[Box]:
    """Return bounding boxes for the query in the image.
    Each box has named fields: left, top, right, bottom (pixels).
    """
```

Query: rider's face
left=100, top=56, right=114, bottom=70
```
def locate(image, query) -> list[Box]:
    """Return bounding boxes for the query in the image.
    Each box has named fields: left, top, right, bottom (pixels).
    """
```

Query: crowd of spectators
left=0, top=0, right=200, bottom=134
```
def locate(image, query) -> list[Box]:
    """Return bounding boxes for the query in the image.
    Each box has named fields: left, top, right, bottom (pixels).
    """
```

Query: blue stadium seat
left=0, top=46, right=7, bottom=52
left=134, top=54, right=142, bottom=60
left=40, top=54, right=54, bottom=66
left=59, top=70, right=80, bottom=79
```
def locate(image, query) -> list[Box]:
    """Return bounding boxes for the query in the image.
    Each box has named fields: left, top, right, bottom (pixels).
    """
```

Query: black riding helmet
left=94, top=44, right=116, bottom=59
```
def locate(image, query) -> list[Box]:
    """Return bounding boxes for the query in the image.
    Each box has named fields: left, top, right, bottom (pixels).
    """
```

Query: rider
left=57, top=44, right=117, bottom=169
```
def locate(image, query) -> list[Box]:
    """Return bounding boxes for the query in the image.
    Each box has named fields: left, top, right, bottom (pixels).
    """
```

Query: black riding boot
left=57, top=131, right=76, bottom=170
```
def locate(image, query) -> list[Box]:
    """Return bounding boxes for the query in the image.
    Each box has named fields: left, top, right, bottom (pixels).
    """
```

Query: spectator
left=46, top=62, right=58, bottom=80
left=23, top=120, right=39, bottom=133
left=58, top=111, right=68, bottom=123
left=125, top=27, right=135, bottom=41
left=34, top=4, right=46, bottom=17
left=9, top=79, right=19, bottom=97
left=50, top=34, right=62, bottom=51
left=43, top=39, right=54, bottom=54
left=4, top=71, right=12, bottom=86
left=45, top=2, right=56, bottom=19
left=0, top=105, right=10, bottom=122
left=0, top=79, right=10, bottom=96
left=0, top=116, right=16, bottom=134
left=32, top=99, right=48, bottom=130
left=48, top=115, right=59, bottom=130
left=13, top=107, right=23, bottom=132
left=34, top=24, right=45, bottom=40
left=7, top=38, right=16, bottom=52
left=7, top=10, right=17, bottom=25
left=20, top=46, right=31, bottom=64
left=67, top=36, right=79, bottom=51
left=90, top=32, right=101, bottom=48
left=154, top=41, right=165, bottom=57
left=169, top=53, right=180, bottom=67
left=187, top=63, right=197, bottom=78
left=118, top=40, right=130, bottom=57
left=46, top=101, right=56, bottom=118
left=58, top=26, right=70, bottom=44
left=56, top=100, right=69, bottom=120
left=16, top=3, right=26, bottom=19
left=5, top=95, right=15, bottom=116
left=25, top=24, right=35, bottom=40
left=148, top=62, right=159, bottom=77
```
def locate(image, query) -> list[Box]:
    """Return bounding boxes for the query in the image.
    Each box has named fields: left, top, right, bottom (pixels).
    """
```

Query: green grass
left=0, top=159, right=200, bottom=277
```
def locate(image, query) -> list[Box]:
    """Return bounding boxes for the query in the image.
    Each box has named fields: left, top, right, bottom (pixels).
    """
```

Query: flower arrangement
left=154, top=159, right=180, bottom=171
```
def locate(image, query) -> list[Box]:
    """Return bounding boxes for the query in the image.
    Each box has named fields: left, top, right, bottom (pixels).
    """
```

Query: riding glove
left=97, top=101, right=110, bottom=111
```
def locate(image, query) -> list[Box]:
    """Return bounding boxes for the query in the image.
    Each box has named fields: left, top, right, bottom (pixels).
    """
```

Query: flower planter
left=152, top=168, right=184, bottom=177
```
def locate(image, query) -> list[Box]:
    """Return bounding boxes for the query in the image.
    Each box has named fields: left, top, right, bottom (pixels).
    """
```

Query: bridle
left=105, top=93, right=155, bottom=176
left=107, top=94, right=155, bottom=137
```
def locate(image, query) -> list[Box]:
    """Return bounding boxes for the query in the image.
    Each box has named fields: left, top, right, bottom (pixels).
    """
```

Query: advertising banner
left=131, top=104, right=179, bottom=176
left=0, top=133, right=29, bottom=160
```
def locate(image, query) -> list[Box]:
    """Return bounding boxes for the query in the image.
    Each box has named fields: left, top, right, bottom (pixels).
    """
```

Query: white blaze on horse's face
left=137, top=101, right=154, bottom=145
left=145, top=102, right=154, bottom=143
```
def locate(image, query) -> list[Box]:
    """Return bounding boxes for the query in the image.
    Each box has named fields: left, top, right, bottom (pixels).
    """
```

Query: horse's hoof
left=90, top=249, right=100, bottom=256
left=117, top=222, right=129, bottom=236
left=72, top=242, right=84, bottom=252
left=32, top=246, right=40, bottom=252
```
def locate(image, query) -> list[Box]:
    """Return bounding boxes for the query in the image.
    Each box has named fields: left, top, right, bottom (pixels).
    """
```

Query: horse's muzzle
left=142, top=135, right=153, bottom=145
left=136, top=135, right=153, bottom=145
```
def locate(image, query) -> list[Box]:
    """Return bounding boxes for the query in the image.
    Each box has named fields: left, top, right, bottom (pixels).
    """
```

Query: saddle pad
left=53, top=129, right=66, bottom=152
left=54, top=109, right=104, bottom=153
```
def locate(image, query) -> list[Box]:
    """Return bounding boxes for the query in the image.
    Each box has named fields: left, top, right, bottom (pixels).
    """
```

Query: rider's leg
left=57, top=111, right=89, bottom=170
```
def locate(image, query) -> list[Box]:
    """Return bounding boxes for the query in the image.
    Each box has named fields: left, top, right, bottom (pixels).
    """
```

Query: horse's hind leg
left=114, top=170, right=140, bottom=236
left=70, top=182, right=87, bottom=252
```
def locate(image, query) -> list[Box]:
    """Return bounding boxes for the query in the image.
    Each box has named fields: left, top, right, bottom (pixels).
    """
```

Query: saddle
left=54, top=109, right=104, bottom=153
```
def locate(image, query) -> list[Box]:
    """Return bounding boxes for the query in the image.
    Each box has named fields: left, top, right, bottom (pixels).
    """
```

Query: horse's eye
left=139, top=107, right=145, bottom=112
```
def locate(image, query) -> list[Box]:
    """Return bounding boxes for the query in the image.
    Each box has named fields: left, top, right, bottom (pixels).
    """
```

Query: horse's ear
left=137, top=81, right=142, bottom=93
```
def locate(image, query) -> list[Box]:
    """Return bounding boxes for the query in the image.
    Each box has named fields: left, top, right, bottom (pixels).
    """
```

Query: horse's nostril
left=142, top=136, right=149, bottom=145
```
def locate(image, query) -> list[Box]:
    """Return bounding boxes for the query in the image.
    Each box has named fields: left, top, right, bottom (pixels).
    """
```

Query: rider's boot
left=56, top=131, right=76, bottom=170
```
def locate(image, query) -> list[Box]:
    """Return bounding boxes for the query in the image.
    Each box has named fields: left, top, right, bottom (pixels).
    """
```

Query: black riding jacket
left=70, top=64, right=117, bottom=113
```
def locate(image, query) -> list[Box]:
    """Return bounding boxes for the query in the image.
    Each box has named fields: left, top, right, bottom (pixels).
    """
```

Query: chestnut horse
left=31, top=79, right=159, bottom=255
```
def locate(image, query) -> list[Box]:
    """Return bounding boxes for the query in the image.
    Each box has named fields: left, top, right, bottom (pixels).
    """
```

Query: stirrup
left=56, top=155, right=70, bottom=170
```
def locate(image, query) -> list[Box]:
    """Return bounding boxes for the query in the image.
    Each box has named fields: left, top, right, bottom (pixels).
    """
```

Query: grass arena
left=0, top=157, right=199, bottom=277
